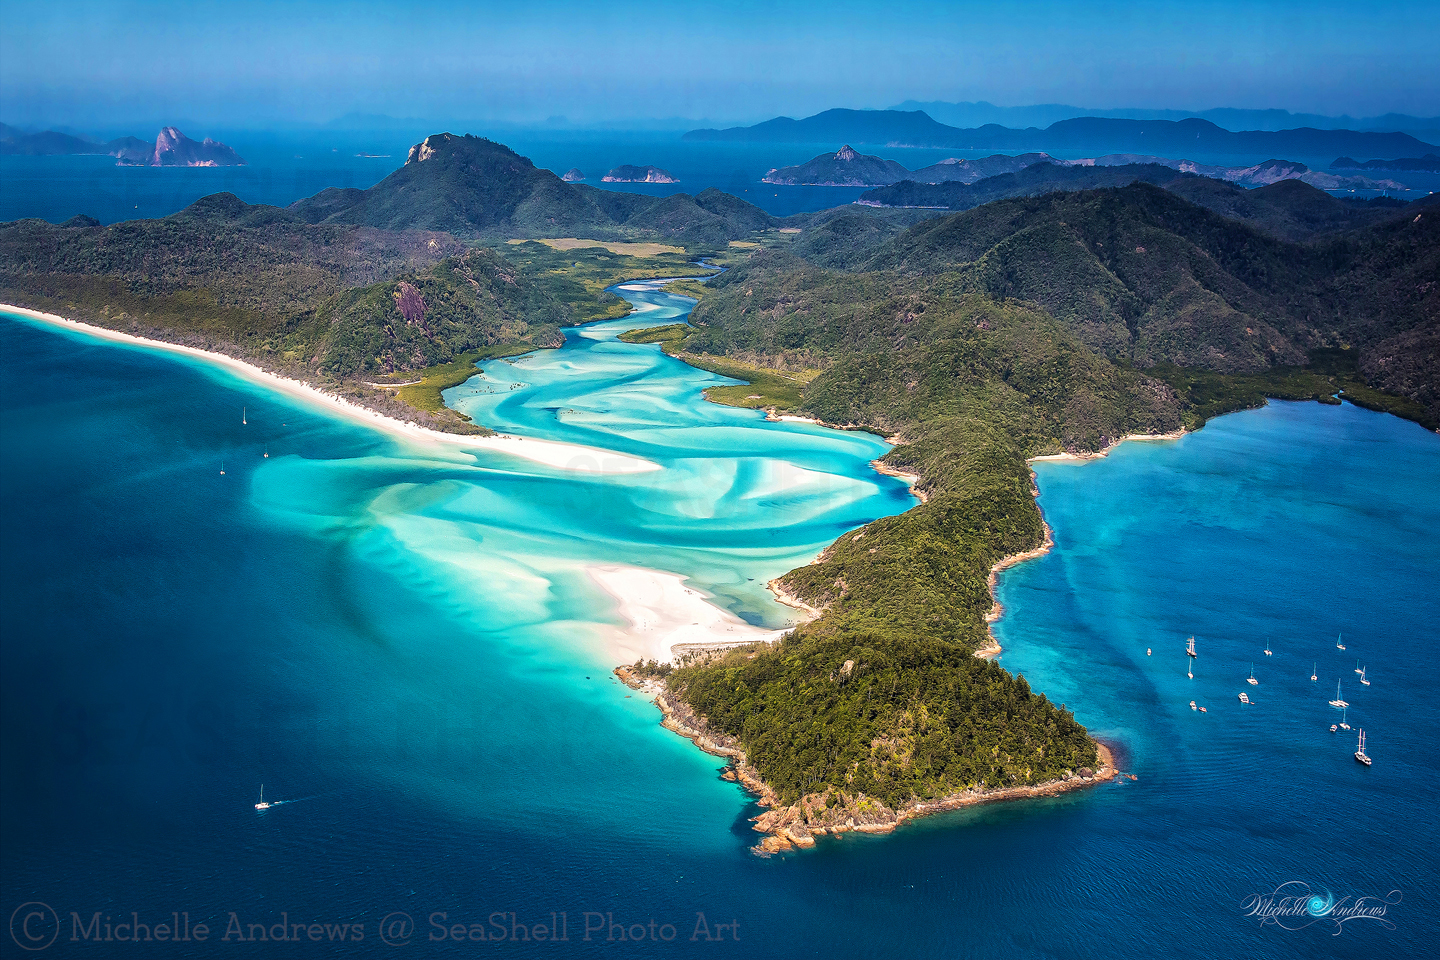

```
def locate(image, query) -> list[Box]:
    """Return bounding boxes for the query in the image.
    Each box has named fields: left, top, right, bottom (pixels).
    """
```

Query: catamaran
left=1186, top=636, right=1197, bottom=658
left=1360, top=666, right=1370, bottom=687
left=1264, top=642, right=1272, bottom=656
left=254, top=784, right=272, bottom=810
left=1247, top=663, right=1259, bottom=685
left=1329, top=678, right=1348, bottom=708
left=1339, top=707, right=1351, bottom=731
left=1354, top=729, right=1371, bottom=766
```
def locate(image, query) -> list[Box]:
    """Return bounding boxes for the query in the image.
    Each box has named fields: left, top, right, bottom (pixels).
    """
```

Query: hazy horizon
left=3, top=0, right=1436, bottom=130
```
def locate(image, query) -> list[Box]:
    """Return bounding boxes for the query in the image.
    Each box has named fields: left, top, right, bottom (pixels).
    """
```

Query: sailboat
left=254, top=785, right=272, bottom=810
left=263, top=445, right=269, bottom=459
left=1339, top=707, right=1351, bottom=731
left=1264, top=642, right=1272, bottom=656
left=1337, top=633, right=1346, bottom=651
left=1247, top=663, right=1258, bottom=685
left=1354, top=729, right=1371, bottom=766
left=1360, top=666, right=1370, bottom=687
left=1355, top=659, right=1363, bottom=675
left=242, top=407, right=247, bottom=425
left=1187, top=659, right=1193, bottom=680
left=219, top=460, right=225, bottom=476
left=1186, top=636, right=1197, bottom=658
left=1311, top=662, right=1318, bottom=682
left=1329, top=678, right=1348, bottom=708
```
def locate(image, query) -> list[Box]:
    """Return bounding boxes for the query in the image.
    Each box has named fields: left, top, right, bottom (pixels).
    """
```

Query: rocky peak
left=406, top=134, right=453, bottom=165
left=835, top=145, right=859, bottom=162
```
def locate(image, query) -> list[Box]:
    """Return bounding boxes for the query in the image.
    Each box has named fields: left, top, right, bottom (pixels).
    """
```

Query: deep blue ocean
left=3, top=275, right=1437, bottom=956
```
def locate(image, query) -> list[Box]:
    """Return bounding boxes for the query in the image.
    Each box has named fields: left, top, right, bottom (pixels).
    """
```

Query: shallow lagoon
left=2, top=287, right=1437, bottom=956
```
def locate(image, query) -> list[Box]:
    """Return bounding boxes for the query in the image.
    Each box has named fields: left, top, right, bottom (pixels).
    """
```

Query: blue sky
left=2, top=0, right=1435, bottom=127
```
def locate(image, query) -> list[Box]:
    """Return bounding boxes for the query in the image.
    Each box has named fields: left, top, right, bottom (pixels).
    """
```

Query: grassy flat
left=393, top=341, right=544, bottom=420
left=507, top=237, right=686, bottom=257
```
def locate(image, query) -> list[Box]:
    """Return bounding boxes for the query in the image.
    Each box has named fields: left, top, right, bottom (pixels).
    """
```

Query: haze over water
left=1, top=285, right=1436, bottom=956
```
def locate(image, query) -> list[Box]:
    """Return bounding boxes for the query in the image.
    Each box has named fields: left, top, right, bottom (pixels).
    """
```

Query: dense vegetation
left=658, top=182, right=1436, bottom=820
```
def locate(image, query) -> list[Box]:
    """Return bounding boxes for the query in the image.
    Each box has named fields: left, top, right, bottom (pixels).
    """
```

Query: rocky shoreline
left=616, top=664, right=1121, bottom=855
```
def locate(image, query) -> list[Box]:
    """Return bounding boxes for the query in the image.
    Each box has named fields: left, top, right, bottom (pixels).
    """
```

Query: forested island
left=3, top=132, right=1435, bottom=848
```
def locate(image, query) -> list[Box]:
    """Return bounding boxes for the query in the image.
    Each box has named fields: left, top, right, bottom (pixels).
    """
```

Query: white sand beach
left=588, top=565, right=788, bottom=665
left=1, top=304, right=660, bottom=475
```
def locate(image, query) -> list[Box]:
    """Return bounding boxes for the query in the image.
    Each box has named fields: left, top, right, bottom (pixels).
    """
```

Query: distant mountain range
left=890, top=100, right=1440, bottom=139
left=757, top=140, right=1404, bottom=193
left=684, top=109, right=1438, bottom=159
left=1331, top=154, right=1440, bottom=172
left=0, top=124, right=244, bottom=166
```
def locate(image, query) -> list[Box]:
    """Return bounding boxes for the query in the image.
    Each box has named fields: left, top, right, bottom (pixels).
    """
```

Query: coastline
left=0, top=304, right=659, bottom=476
left=617, top=665, right=1119, bottom=854
left=1028, top=429, right=1187, bottom=463
left=587, top=565, right=788, bottom=666
left=980, top=429, right=1189, bottom=656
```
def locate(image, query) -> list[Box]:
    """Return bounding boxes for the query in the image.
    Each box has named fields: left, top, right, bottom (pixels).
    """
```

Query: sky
left=2, top=0, right=1436, bottom=130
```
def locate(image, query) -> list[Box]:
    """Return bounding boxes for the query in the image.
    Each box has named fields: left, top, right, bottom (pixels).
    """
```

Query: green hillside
left=292, top=133, right=776, bottom=245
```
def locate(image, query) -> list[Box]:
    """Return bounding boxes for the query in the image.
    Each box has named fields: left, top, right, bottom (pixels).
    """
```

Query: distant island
left=603, top=164, right=679, bottom=183
left=0, top=124, right=245, bottom=166
left=1332, top=154, right=1440, bottom=172
left=763, top=145, right=910, bottom=186
left=764, top=143, right=1405, bottom=192
left=561, top=167, right=586, bottom=181
left=684, top=108, right=1438, bottom=158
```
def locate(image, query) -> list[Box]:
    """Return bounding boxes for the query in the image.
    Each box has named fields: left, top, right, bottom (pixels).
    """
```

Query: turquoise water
left=2, top=285, right=1437, bottom=957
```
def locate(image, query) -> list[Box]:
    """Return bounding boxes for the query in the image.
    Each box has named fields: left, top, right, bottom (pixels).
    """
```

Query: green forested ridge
left=657, top=185, right=1436, bottom=819
left=291, top=133, right=778, bottom=246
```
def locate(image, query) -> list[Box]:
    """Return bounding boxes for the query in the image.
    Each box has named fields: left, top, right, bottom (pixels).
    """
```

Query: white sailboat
left=1264, top=641, right=1272, bottom=656
left=254, top=784, right=272, bottom=810
left=242, top=406, right=247, bottom=425
left=1188, top=660, right=1193, bottom=679
left=1339, top=707, right=1350, bottom=731
left=1247, top=663, right=1258, bottom=685
left=1337, top=633, right=1346, bottom=651
left=1311, top=662, right=1318, bottom=682
left=1354, top=729, right=1371, bottom=766
left=1355, top=659, right=1363, bottom=674
left=1329, top=678, right=1348, bottom=708
left=263, top=445, right=269, bottom=459
left=1186, top=636, right=1197, bottom=658
left=1360, top=666, right=1370, bottom=687
left=219, top=460, right=225, bottom=476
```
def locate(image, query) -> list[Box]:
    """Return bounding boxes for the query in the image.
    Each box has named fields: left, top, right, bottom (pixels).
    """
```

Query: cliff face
left=602, top=164, right=679, bottom=183
left=140, top=127, right=246, bottom=167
